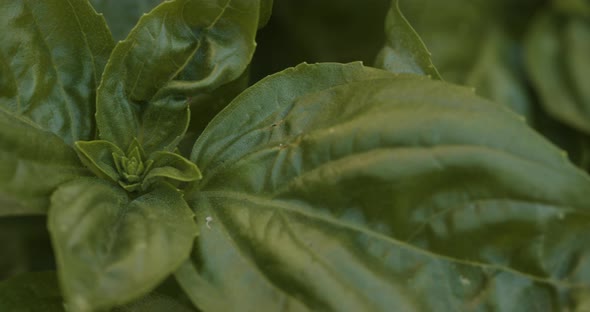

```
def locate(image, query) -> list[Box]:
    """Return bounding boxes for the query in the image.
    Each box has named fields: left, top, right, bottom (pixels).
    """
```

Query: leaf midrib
left=194, top=189, right=588, bottom=289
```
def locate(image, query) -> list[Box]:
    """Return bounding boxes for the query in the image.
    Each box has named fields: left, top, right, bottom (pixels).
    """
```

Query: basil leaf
left=96, top=0, right=263, bottom=151
left=144, top=151, right=202, bottom=188
left=140, top=98, right=190, bottom=154
left=0, top=110, right=86, bottom=216
left=525, top=9, right=590, bottom=135
left=74, top=140, right=125, bottom=183
left=183, top=63, right=590, bottom=310
left=375, top=0, right=441, bottom=79
left=89, top=0, right=164, bottom=41
left=0, top=0, right=113, bottom=145
left=48, top=178, right=198, bottom=311
left=178, top=69, right=250, bottom=155
left=395, top=0, right=540, bottom=117
left=0, top=272, right=64, bottom=312
left=190, top=62, right=395, bottom=170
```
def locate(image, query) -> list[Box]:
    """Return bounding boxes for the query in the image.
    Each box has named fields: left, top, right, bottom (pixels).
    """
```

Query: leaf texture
left=49, top=178, right=197, bottom=311
left=181, top=63, right=590, bottom=311
left=0, top=0, right=113, bottom=145
left=95, top=0, right=262, bottom=152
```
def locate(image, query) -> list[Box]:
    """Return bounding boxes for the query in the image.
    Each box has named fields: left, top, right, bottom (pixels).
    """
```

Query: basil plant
left=1, top=0, right=589, bottom=311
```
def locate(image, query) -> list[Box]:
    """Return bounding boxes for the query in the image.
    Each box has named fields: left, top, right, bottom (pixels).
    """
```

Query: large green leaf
left=0, top=110, right=87, bottom=216
left=374, top=0, right=441, bottom=79
left=96, top=0, right=262, bottom=152
left=48, top=178, right=198, bottom=311
left=181, top=63, right=590, bottom=310
left=0, top=0, right=113, bottom=145
left=525, top=8, right=590, bottom=135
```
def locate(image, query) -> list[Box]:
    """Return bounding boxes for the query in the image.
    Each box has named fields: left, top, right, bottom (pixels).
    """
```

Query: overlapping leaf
left=0, top=110, right=87, bottom=215
left=0, top=0, right=112, bottom=215
left=49, top=178, right=197, bottom=311
left=96, top=0, right=263, bottom=153
left=180, top=63, right=590, bottom=310
left=0, top=0, right=113, bottom=145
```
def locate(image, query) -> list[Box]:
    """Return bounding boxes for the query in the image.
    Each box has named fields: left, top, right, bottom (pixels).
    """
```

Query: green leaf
left=463, top=28, right=533, bottom=117
left=96, top=0, right=263, bottom=151
left=0, top=110, right=87, bottom=216
left=0, top=0, right=114, bottom=145
left=89, top=0, right=164, bottom=41
left=374, top=0, right=441, bottom=79
left=144, top=151, right=202, bottom=188
left=0, top=272, right=64, bottom=312
left=178, top=68, right=251, bottom=155
left=48, top=178, right=198, bottom=311
left=393, top=0, right=540, bottom=117
left=141, top=98, right=190, bottom=154
left=182, top=63, right=590, bottom=310
left=74, top=140, right=125, bottom=183
left=525, top=9, right=590, bottom=135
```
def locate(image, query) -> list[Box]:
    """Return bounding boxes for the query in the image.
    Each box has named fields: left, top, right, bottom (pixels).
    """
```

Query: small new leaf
left=143, top=151, right=202, bottom=190
left=74, top=140, right=125, bottom=183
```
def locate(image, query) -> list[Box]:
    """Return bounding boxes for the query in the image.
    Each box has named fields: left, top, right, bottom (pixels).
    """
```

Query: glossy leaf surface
left=0, top=0, right=113, bottom=145
left=96, top=0, right=262, bottom=151
left=49, top=178, right=197, bottom=311
left=375, top=0, right=441, bottom=79
left=182, top=63, right=590, bottom=311
left=0, top=110, right=86, bottom=216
